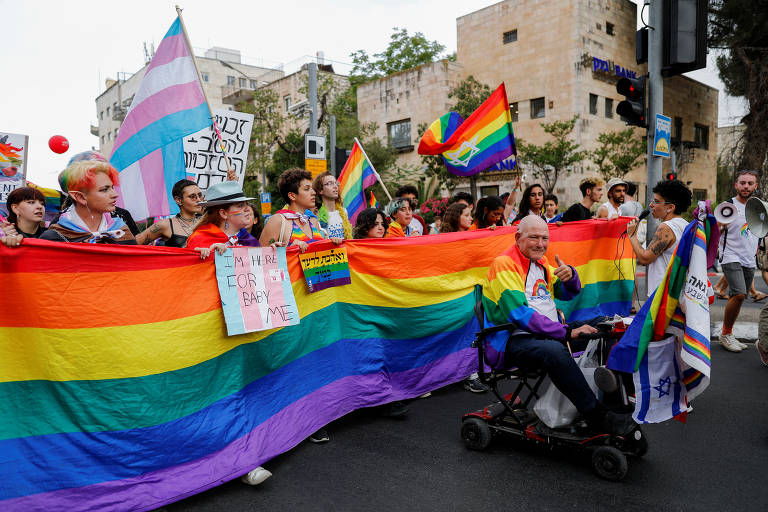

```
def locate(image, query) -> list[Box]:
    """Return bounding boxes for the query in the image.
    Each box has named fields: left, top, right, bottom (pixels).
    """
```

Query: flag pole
left=174, top=5, right=237, bottom=182
left=354, top=137, right=392, bottom=202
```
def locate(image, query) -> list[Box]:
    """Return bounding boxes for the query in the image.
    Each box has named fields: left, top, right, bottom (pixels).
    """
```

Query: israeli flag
left=633, top=336, right=688, bottom=423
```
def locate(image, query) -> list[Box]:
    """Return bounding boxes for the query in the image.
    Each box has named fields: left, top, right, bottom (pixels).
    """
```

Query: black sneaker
left=308, top=428, right=330, bottom=443
left=463, top=377, right=489, bottom=394
left=381, top=400, right=409, bottom=418
left=602, top=410, right=637, bottom=436
left=594, top=366, right=619, bottom=393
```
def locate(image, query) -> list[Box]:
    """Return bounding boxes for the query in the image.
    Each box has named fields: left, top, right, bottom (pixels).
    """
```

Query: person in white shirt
left=596, top=177, right=627, bottom=219
left=312, top=171, right=352, bottom=239
left=626, top=180, right=692, bottom=292
left=716, top=170, right=760, bottom=353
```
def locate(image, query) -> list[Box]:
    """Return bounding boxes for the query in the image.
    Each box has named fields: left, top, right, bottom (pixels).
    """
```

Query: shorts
left=722, top=262, right=756, bottom=296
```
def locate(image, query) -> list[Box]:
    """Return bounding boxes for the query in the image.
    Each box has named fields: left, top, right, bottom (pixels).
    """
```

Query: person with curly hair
left=385, top=198, right=420, bottom=237
left=259, top=168, right=342, bottom=252
left=626, top=180, right=692, bottom=293
left=313, top=171, right=352, bottom=239
left=440, top=202, right=473, bottom=233
left=512, top=184, right=545, bottom=224
left=353, top=207, right=389, bottom=239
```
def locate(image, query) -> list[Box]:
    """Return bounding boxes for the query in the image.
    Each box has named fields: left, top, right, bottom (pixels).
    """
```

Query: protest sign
left=0, top=132, right=29, bottom=216
left=214, top=246, right=299, bottom=335
left=183, top=109, right=254, bottom=192
left=299, top=246, right=352, bottom=292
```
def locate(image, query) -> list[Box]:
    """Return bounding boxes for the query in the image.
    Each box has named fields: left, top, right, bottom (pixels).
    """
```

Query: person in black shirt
left=562, top=178, right=604, bottom=222
left=5, top=186, right=46, bottom=238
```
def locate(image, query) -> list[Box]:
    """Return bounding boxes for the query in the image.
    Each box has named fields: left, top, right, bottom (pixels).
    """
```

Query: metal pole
left=646, top=0, right=663, bottom=241
left=330, top=115, right=336, bottom=176
left=308, top=62, right=318, bottom=136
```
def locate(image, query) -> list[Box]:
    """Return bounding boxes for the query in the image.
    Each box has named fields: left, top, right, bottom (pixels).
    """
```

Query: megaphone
left=746, top=197, right=768, bottom=238
left=715, top=201, right=738, bottom=225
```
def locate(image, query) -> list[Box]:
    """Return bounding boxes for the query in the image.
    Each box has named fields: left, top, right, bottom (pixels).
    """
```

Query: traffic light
left=666, top=171, right=678, bottom=181
left=616, top=76, right=647, bottom=128
left=662, top=0, right=708, bottom=77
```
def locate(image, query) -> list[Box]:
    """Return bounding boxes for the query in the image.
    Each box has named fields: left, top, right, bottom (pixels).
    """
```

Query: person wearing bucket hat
left=40, top=152, right=136, bottom=244
left=596, top=177, right=627, bottom=219
left=185, top=181, right=256, bottom=259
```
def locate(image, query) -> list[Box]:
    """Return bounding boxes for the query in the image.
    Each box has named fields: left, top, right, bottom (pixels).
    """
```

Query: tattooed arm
left=135, top=218, right=170, bottom=245
left=628, top=223, right=675, bottom=266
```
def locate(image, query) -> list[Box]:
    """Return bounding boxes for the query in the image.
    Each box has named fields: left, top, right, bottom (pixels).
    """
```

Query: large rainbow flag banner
left=110, top=16, right=211, bottom=221
left=338, top=138, right=378, bottom=224
left=0, top=220, right=632, bottom=511
left=418, top=83, right=516, bottom=177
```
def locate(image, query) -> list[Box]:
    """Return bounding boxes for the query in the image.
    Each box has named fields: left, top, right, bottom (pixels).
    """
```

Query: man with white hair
left=482, top=215, right=636, bottom=435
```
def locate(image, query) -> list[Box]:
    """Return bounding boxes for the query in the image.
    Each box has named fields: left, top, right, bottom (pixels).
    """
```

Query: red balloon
left=48, top=135, right=70, bottom=154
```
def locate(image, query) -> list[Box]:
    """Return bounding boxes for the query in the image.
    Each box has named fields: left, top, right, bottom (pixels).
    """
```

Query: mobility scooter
left=460, top=287, right=647, bottom=481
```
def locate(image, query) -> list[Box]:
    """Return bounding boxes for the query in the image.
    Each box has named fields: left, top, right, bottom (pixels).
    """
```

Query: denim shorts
left=722, top=262, right=756, bottom=296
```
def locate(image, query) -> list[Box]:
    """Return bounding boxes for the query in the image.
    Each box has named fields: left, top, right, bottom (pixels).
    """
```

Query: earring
left=225, top=220, right=229, bottom=229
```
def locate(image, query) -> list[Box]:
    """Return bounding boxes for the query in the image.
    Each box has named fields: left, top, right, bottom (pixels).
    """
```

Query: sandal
left=715, top=292, right=729, bottom=300
left=751, top=292, right=768, bottom=303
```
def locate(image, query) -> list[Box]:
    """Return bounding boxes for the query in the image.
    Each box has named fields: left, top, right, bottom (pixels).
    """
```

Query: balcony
left=222, top=84, right=256, bottom=105
left=90, top=125, right=99, bottom=137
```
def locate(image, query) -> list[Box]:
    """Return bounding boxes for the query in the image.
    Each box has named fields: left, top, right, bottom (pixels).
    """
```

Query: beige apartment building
left=94, top=47, right=283, bottom=158
left=357, top=0, right=718, bottom=206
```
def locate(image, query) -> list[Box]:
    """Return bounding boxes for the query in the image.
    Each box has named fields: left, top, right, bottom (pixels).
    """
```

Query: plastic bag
left=533, top=338, right=601, bottom=428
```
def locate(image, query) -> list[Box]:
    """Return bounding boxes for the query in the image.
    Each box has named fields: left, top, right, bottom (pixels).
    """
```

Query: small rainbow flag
left=27, top=181, right=64, bottom=223
left=418, top=83, right=516, bottom=177
left=338, top=138, right=378, bottom=224
left=369, top=191, right=378, bottom=209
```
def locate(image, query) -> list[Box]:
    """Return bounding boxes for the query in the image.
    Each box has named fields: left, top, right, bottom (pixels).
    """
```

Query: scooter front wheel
left=461, top=418, right=492, bottom=451
left=591, top=446, right=628, bottom=481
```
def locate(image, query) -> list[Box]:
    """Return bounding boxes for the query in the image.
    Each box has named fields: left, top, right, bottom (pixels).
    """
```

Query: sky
left=1, top=0, right=746, bottom=189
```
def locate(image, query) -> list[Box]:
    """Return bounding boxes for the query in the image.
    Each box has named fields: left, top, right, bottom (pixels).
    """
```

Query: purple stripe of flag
left=112, top=82, right=205, bottom=150
left=3, top=348, right=475, bottom=512
left=146, top=34, right=188, bottom=72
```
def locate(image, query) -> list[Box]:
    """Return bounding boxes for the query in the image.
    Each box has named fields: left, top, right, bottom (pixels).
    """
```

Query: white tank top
left=600, top=201, right=619, bottom=217
left=647, top=217, right=689, bottom=293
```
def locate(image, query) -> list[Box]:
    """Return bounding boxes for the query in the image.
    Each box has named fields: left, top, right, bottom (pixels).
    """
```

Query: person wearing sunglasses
left=625, top=180, right=692, bottom=293
left=135, top=179, right=204, bottom=247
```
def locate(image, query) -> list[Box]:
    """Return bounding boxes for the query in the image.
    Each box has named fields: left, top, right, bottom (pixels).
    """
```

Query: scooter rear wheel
left=461, top=418, right=492, bottom=451
left=591, top=446, right=628, bottom=481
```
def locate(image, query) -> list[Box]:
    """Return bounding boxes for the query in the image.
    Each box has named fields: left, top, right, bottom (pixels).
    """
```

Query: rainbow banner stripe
left=338, top=138, right=378, bottom=224
left=0, top=220, right=632, bottom=511
left=418, top=83, right=516, bottom=177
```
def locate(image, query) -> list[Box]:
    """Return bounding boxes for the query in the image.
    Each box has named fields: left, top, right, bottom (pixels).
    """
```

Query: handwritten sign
left=214, top=246, right=299, bottom=335
left=298, top=247, right=352, bottom=293
left=184, top=109, right=254, bottom=192
left=0, top=132, right=29, bottom=217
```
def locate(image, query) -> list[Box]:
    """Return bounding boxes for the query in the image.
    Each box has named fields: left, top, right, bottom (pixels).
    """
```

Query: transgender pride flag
left=110, top=17, right=211, bottom=220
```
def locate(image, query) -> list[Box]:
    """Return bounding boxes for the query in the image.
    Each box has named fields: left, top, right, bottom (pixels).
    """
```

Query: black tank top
left=165, top=216, right=189, bottom=248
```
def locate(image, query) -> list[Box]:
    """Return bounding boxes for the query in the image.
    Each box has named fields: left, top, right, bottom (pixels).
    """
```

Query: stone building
left=93, top=47, right=283, bottom=158
left=357, top=0, right=718, bottom=206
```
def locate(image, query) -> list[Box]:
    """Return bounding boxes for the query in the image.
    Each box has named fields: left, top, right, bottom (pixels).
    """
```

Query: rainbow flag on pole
left=418, top=83, right=516, bottom=177
left=369, top=191, right=378, bottom=209
left=110, top=16, right=211, bottom=221
left=338, top=138, right=378, bottom=224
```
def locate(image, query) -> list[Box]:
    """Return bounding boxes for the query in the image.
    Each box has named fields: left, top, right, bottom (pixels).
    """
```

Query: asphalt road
left=164, top=348, right=768, bottom=511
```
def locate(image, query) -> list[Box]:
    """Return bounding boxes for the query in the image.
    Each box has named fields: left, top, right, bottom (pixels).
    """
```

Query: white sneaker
left=736, top=339, right=748, bottom=349
left=240, top=466, right=272, bottom=485
left=719, top=333, right=743, bottom=353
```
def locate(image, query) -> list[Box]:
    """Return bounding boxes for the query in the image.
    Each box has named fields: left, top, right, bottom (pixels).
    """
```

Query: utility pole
left=308, top=62, right=318, bottom=136
left=646, top=0, right=663, bottom=243
left=330, top=115, right=336, bottom=176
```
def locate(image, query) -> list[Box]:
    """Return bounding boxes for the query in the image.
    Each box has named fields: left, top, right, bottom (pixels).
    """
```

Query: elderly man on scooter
left=482, top=215, right=636, bottom=435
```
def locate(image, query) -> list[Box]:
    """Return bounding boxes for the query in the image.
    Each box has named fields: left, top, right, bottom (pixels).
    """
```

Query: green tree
left=709, top=1, right=768, bottom=182
left=516, top=115, right=587, bottom=193
left=350, top=27, right=448, bottom=84
left=591, top=128, right=647, bottom=182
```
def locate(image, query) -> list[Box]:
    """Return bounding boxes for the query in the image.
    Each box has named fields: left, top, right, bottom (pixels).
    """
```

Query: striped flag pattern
left=338, top=139, right=378, bottom=224
left=110, top=17, right=211, bottom=221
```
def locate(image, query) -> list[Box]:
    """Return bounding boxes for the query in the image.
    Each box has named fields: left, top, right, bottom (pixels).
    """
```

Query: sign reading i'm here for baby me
left=214, top=246, right=299, bottom=335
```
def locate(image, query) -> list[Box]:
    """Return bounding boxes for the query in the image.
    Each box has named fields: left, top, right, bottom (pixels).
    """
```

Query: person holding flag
left=313, top=171, right=352, bottom=239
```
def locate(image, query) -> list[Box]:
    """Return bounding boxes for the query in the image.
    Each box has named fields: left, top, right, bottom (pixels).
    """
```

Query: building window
left=226, top=75, right=235, bottom=86
left=99, top=111, right=104, bottom=120
left=530, top=97, right=546, bottom=119
left=101, top=135, right=105, bottom=144
left=201, top=72, right=209, bottom=83
left=673, top=116, right=683, bottom=142
left=106, top=106, right=110, bottom=116
left=694, top=124, right=709, bottom=150
left=589, top=94, right=598, bottom=115
left=481, top=185, right=500, bottom=197
left=503, top=30, right=517, bottom=44
left=606, top=22, right=615, bottom=36
left=239, top=77, right=247, bottom=88
left=250, top=79, right=257, bottom=89
left=693, top=188, right=707, bottom=202
left=387, top=119, right=412, bottom=150
left=284, top=95, right=291, bottom=111
left=509, top=102, right=519, bottom=123
left=605, top=98, right=614, bottom=118
left=107, top=132, right=112, bottom=141
left=114, top=129, right=118, bottom=139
